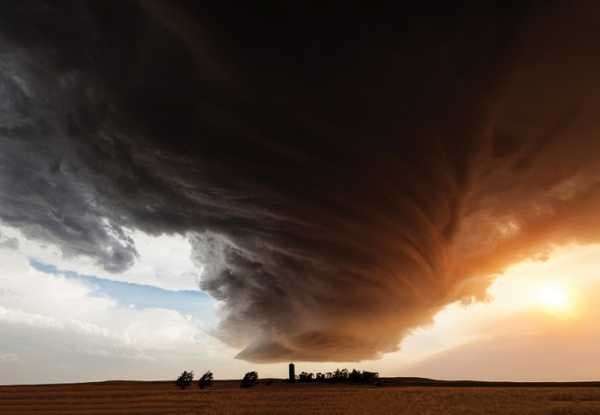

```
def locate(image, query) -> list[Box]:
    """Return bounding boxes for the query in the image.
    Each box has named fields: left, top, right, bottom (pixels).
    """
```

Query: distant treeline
left=175, top=367, right=379, bottom=390
left=296, top=369, right=379, bottom=384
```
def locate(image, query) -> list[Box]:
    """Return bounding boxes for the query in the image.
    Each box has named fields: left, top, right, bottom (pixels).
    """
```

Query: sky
left=2, top=2, right=600, bottom=383
left=3, top=224, right=600, bottom=383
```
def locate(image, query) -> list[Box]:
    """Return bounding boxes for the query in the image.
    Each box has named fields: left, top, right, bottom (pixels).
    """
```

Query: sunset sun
left=536, top=281, right=572, bottom=314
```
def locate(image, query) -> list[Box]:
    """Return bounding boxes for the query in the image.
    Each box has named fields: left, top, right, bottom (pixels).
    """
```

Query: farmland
left=2, top=380, right=600, bottom=414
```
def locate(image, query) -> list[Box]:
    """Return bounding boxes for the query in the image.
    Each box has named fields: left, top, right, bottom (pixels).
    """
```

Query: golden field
left=2, top=381, right=600, bottom=414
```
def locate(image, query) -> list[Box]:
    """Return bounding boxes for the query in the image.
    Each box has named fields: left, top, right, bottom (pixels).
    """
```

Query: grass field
left=2, top=381, right=600, bottom=414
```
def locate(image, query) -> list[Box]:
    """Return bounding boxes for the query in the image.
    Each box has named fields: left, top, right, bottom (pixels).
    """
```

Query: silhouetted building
left=289, top=363, right=295, bottom=382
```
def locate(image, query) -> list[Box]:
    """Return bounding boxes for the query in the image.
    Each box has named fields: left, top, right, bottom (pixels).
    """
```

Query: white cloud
left=0, top=224, right=202, bottom=291
left=0, top=247, right=235, bottom=384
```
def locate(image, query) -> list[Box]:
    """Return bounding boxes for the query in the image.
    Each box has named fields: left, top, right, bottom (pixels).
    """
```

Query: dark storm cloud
left=2, top=1, right=600, bottom=362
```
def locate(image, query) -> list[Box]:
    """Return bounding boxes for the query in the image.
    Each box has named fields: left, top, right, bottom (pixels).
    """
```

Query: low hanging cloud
left=2, top=2, right=600, bottom=362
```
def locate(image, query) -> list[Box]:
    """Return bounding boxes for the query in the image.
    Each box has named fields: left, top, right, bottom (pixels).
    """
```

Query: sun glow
left=536, top=281, right=572, bottom=314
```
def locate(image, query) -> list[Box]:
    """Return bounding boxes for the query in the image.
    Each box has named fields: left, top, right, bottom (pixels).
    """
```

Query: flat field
left=2, top=380, right=600, bottom=414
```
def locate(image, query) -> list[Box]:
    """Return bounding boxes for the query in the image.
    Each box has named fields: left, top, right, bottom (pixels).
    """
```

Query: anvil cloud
left=1, top=2, right=600, bottom=362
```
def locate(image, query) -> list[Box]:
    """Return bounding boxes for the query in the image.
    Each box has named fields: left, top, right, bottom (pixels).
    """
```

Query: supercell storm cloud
left=1, top=1, right=600, bottom=362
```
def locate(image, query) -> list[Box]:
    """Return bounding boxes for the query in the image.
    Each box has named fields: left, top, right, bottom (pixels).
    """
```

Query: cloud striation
left=1, top=1, right=600, bottom=362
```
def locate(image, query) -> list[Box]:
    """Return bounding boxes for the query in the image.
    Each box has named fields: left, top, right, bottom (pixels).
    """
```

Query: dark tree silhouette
left=240, top=371, right=259, bottom=388
left=175, top=370, right=194, bottom=389
left=349, top=369, right=362, bottom=383
left=305, top=368, right=379, bottom=384
left=298, top=371, right=314, bottom=382
left=198, top=371, right=213, bottom=389
left=332, top=368, right=349, bottom=381
left=361, top=371, right=379, bottom=384
left=286, top=367, right=378, bottom=385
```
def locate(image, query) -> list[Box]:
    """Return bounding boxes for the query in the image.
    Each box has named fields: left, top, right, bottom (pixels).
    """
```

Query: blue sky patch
left=29, top=259, right=217, bottom=322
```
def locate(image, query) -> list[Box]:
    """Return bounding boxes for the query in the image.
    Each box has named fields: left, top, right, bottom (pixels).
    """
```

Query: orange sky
left=263, top=243, right=600, bottom=380
left=385, top=243, right=600, bottom=380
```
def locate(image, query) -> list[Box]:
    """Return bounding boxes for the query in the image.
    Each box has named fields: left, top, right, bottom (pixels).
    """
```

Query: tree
left=298, top=371, right=314, bottom=382
left=361, top=371, right=379, bottom=384
left=240, top=371, right=258, bottom=388
left=332, top=368, right=349, bottom=381
left=349, top=369, right=362, bottom=383
left=198, top=371, right=213, bottom=389
left=175, top=370, right=194, bottom=389
left=317, top=368, right=378, bottom=384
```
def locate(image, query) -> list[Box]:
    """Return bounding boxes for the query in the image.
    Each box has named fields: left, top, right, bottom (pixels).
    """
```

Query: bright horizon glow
left=392, top=243, right=600, bottom=381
